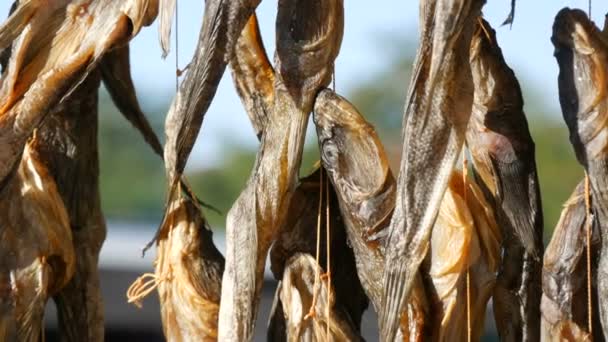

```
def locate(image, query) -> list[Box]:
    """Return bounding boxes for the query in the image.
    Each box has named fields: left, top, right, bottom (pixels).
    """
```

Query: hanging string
left=588, top=0, right=592, bottom=19
left=304, top=167, right=325, bottom=320
left=463, top=150, right=472, bottom=342
left=127, top=273, right=165, bottom=308
left=584, top=173, right=593, bottom=337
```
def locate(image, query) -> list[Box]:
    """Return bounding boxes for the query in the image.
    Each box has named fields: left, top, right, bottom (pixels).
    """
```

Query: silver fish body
left=379, top=0, right=485, bottom=339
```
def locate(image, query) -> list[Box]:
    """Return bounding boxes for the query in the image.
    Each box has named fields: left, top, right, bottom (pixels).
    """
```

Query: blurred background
left=3, top=0, right=607, bottom=341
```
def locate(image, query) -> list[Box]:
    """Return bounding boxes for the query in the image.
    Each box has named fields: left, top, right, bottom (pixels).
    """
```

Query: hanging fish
left=228, top=16, right=365, bottom=339
left=217, top=1, right=344, bottom=339
left=553, top=8, right=608, bottom=335
left=30, top=68, right=106, bottom=342
left=0, top=138, right=74, bottom=341
left=268, top=169, right=368, bottom=341
left=152, top=197, right=225, bottom=341
left=162, top=0, right=261, bottom=203
left=466, top=19, right=544, bottom=341
left=271, top=254, right=364, bottom=341
left=380, top=0, right=485, bottom=339
left=541, top=181, right=601, bottom=342
left=312, top=89, right=428, bottom=341
left=422, top=170, right=501, bottom=342
left=0, top=0, right=158, bottom=185
left=0, top=2, right=158, bottom=339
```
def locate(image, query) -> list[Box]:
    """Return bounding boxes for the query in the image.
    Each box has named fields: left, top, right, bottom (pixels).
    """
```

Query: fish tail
left=379, top=262, right=414, bottom=342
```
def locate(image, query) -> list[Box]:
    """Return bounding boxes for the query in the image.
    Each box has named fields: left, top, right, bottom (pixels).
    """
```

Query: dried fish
left=163, top=0, right=260, bottom=199
left=313, top=88, right=395, bottom=308
left=312, top=88, right=428, bottom=341
left=553, top=8, right=608, bottom=335
left=380, top=0, right=485, bottom=339
left=313, top=89, right=428, bottom=341
left=467, top=19, right=544, bottom=341
left=104, top=31, right=226, bottom=341
left=217, top=1, right=343, bottom=339
left=422, top=170, right=501, bottom=342
left=271, top=254, right=364, bottom=341
left=312, top=88, right=501, bottom=340
left=229, top=15, right=364, bottom=338
left=152, top=197, right=224, bottom=341
left=0, top=138, right=74, bottom=341
left=541, top=182, right=601, bottom=342
left=32, top=69, right=106, bottom=342
left=0, top=3, right=158, bottom=340
left=268, top=169, right=368, bottom=340
left=0, top=0, right=158, bottom=184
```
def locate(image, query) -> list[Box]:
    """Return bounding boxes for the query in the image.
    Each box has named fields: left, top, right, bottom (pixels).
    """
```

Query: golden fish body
left=0, top=141, right=74, bottom=341
left=423, top=170, right=501, bottom=342
left=156, top=197, right=224, bottom=342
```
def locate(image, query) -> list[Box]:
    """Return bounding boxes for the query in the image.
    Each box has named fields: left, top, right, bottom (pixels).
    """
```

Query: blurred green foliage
left=98, top=93, right=166, bottom=221
left=99, top=46, right=583, bottom=239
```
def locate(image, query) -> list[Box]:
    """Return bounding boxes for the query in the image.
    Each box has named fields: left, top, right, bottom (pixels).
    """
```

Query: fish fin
left=16, top=290, right=45, bottom=342
left=379, top=261, right=413, bottom=342
left=493, top=158, right=542, bottom=257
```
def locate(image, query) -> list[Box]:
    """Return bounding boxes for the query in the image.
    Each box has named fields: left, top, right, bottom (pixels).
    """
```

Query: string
left=127, top=273, right=164, bottom=308
left=128, top=202, right=176, bottom=307
left=463, top=150, right=472, bottom=342
left=304, top=167, right=324, bottom=320
left=585, top=173, right=593, bottom=337
left=325, top=170, right=332, bottom=338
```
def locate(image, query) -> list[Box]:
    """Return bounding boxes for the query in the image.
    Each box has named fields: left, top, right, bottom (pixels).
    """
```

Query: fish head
left=470, top=19, right=523, bottom=124
left=553, top=8, right=608, bottom=163
left=468, top=19, right=528, bottom=175
left=313, top=89, right=390, bottom=200
left=275, top=0, right=344, bottom=109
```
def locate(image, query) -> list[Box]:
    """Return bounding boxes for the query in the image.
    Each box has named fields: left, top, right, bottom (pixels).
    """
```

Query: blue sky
left=1, top=1, right=607, bottom=170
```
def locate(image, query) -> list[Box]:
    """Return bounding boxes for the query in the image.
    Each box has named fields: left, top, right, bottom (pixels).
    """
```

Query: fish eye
left=322, top=141, right=340, bottom=167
